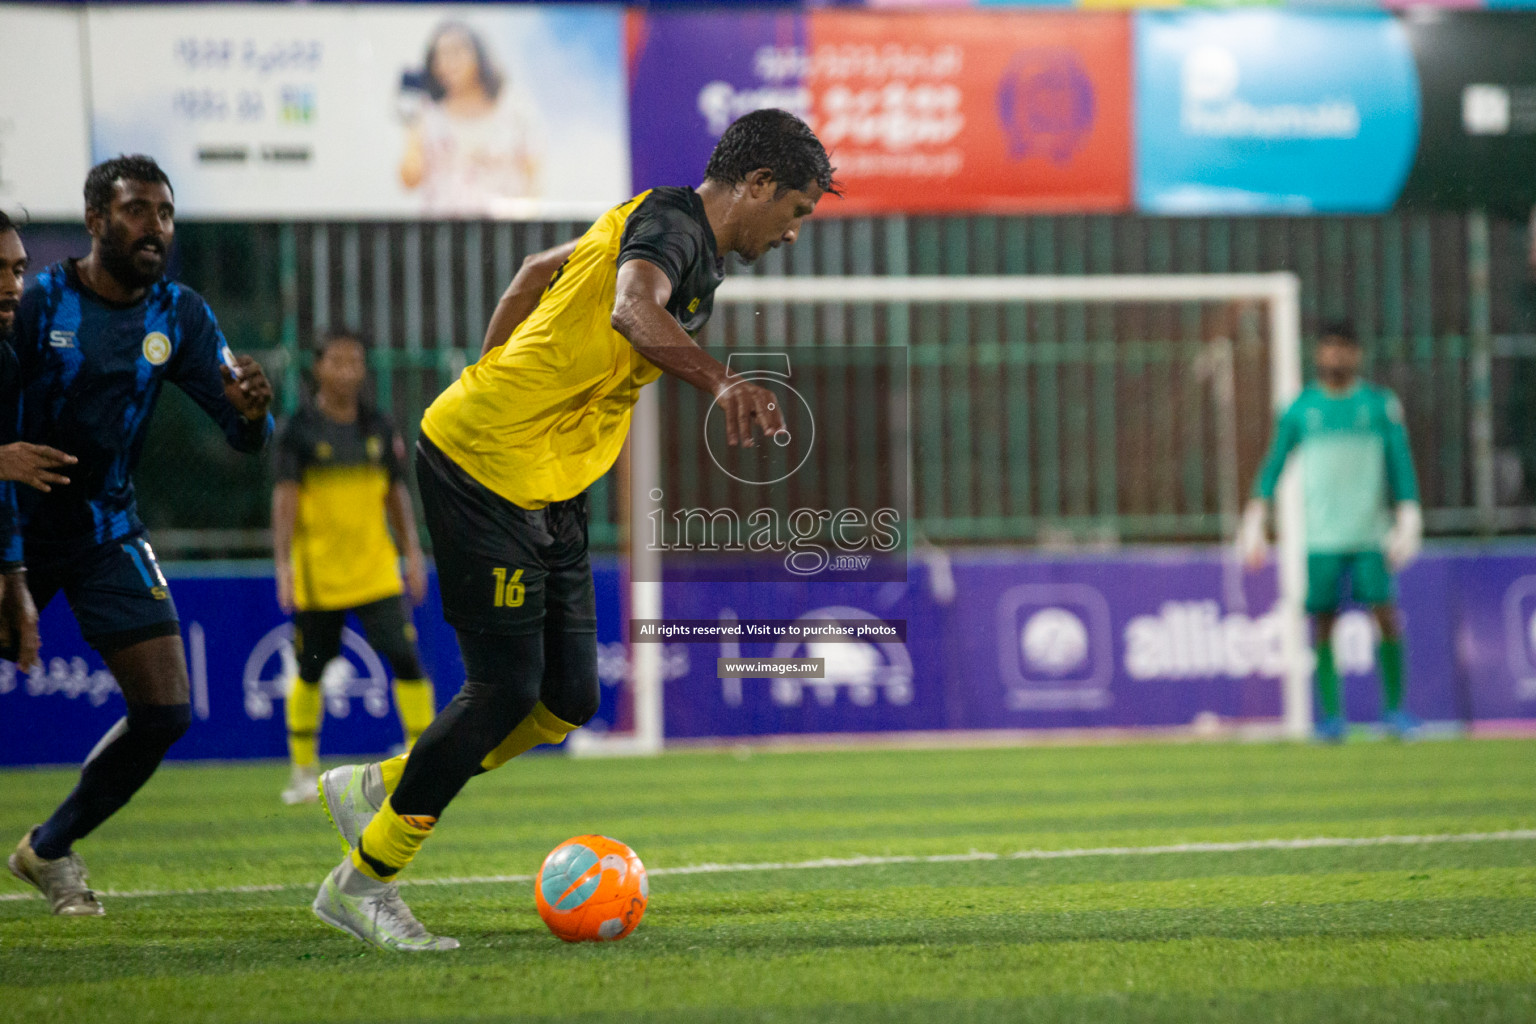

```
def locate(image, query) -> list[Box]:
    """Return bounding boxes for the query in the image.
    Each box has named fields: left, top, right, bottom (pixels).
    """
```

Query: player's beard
left=98, top=224, right=167, bottom=290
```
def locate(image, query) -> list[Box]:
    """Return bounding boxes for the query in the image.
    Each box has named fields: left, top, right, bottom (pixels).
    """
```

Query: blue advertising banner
left=0, top=563, right=625, bottom=767
left=1134, top=11, right=1419, bottom=213
left=3, top=547, right=1533, bottom=766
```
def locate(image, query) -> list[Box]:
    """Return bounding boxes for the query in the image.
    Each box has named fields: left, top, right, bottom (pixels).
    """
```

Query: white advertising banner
left=0, top=7, right=93, bottom=219
left=87, top=4, right=630, bottom=219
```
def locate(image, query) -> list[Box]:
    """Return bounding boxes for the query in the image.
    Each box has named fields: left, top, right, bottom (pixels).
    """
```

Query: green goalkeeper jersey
left=1254, top=382, right=1419, bottom=553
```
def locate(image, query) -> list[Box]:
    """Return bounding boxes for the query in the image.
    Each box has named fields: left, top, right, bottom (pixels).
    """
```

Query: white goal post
left=570, top=272, right=1307, bottom=756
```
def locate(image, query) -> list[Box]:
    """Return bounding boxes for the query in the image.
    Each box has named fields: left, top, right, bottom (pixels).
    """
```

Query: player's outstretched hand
left=0, top=442, right=76, bottom=492
left=712, top=378, right=788, bottom=448
left=0, top=570, right=41, bottom=672
left=222, top=355, right=274, bottom=421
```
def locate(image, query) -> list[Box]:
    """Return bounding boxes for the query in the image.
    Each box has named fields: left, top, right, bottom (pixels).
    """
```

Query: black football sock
left=32, top=703, right=192, bottom=860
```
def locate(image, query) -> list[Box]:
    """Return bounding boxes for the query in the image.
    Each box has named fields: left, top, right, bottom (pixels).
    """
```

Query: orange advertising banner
left=804, top=11, right=1132, bottom=215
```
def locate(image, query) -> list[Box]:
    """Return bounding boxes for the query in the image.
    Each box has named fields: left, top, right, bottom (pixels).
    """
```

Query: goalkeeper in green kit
left=1239, top=322, right=1422, bottom=742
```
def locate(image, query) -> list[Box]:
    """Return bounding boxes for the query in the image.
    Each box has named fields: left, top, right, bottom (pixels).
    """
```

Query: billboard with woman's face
left=86, top=5, right=629, bottom=219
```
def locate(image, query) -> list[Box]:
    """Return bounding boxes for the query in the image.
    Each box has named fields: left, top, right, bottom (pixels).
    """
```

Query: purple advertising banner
left=628, top=11, right=807, bottom=194
left=651, top=547, right=1493, bottom=740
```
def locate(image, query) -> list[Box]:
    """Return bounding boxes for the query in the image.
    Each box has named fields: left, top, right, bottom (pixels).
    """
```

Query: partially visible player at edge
left=6, top=157, right=274, bottom=916
left=272, top=329, right=436, bottom=805
left=311, top=109, right=837, bottom=951
left=1240, top=320, right=1422, bottom=742
left=0, top=212, right=80, bottom=674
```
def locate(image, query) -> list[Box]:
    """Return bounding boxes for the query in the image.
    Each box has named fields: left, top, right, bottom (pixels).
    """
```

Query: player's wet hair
left=421, top=21, right=503, bottom=103
left=0, top=209, right=18, bottom=236
left=704, top=109, right=840, bottom=197
left=1319, top=320, right=1361, bottom=347
left=85, top=155, right=173, bottom=216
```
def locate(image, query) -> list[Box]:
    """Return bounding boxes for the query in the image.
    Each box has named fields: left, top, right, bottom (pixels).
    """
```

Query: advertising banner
left=86, top=5, right=629, bottom=220
left=1397, top=13, right=1536, bottom=219
left=629, top=10, right=1132, bottom=214
left=0, top=7, right=93, bottom=219
left=1135, top=11, right=1419, bottom=214
left=4, top=547, right=1534, bottom=766
left=0, top=563, right=626, bottom=767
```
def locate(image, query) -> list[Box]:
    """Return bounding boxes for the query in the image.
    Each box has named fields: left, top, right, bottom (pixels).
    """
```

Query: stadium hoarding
left=84, top=4, right=629, bottom=220
left=6, top=547, right=1535, bottom=765
left=1134, top=10, right=1420, bottom=214
left=0, top=6, right=93, bottom=219
left=628, top=9, right=1133, bottom=214
left=1395, top=12, right=1536, bottom=219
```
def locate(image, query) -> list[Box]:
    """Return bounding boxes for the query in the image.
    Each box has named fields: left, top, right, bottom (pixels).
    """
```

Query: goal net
left=571, top=272, right=1307, bottom=755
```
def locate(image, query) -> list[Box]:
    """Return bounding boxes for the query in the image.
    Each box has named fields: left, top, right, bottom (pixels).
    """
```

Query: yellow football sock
left=378, top=752, right=409, bottom=796
left=351, top=797, right=435, bottom=882
left=285, top=677, right=323, bottom=769
left=480, top=701, right=580, bottom=772
left=392, top=677, right=436, bottom=748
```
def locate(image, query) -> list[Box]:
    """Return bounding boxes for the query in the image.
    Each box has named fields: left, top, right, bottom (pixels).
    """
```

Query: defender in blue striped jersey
left=0, top=211, right=78, bottom=675
left=5, top=157, right=274, bottom=917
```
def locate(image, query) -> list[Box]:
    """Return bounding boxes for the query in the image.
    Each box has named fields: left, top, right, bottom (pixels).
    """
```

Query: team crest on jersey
left=315, top=441, right=333, bottom=461
left=142, top=332, right=171, bottom=365
left=366, top=436, right=383, bottom=461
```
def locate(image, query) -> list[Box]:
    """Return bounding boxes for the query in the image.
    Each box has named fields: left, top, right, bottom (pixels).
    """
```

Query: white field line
left=3, top=829, right=1534, bottom=904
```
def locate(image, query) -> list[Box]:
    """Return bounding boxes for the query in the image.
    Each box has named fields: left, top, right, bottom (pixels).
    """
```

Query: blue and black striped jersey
left=0, top=337, right=22, bottom=570
left=12, top=259, right=273, bottom=557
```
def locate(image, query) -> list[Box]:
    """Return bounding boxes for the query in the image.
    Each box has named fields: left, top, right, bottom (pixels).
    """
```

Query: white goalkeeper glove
left=1237, top=499, right=1270, bottom=569
left=1385, top=501, right=1423, bottom=571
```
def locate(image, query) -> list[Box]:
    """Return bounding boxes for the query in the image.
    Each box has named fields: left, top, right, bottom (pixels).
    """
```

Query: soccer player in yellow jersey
left=272, top=330, right=436, bottom=805
left=310, top=110, right=836, bottom=950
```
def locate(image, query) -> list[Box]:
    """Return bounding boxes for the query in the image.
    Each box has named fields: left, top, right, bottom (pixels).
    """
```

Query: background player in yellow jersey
left=272, top=330, right=436, bottom=805
left=309, top=109, right=837, bottom=950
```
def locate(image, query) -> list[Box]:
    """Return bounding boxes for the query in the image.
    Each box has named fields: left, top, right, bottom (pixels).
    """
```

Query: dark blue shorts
left=27, top=533, right=180, bottom=655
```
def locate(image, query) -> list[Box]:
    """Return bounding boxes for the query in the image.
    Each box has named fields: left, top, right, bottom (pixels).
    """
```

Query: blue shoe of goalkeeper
left=1383, top=710, right=1421, bottom=741
left=1314, top=716, right=1347, bottom=744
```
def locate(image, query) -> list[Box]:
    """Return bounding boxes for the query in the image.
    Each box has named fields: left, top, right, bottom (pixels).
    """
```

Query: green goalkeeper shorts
left=1306, top=550, right=1393, bottom=614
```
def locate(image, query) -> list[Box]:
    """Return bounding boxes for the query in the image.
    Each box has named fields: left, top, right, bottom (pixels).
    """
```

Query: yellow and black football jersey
left=420, top=187, right=724, bottom=509
left=275, top=405, right=408, bottom=611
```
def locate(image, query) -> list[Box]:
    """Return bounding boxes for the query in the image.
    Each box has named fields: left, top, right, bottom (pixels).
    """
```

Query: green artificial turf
left=1, top=739, right=1533, bottom=1023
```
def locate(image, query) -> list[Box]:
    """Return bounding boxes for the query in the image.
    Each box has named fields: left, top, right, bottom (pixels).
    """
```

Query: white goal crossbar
left=570, top=273, right=1307, bottom=756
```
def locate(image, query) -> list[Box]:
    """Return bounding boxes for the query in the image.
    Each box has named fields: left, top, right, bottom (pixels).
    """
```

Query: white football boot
left=8, top=827, right=105, bottom=916
left=318, top=763, right=385, bottom=849
left=312, top=856, right=458, bottom=952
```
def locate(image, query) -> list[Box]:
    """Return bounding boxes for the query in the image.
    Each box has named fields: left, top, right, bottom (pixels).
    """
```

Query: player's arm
left=272, top=481, right=298, bottom=615
left=611, top=260, right=785, bottom=447
left=270, top=418, right=303, bottom=614
left=168, top=298, right=274, bottom=452
left=1382, top=392, right=1423, bottom=569
left=0, top=481, right=38, bottom=671
left=1239, top=402, right=1303, bottom=568
left=380, top=427, right=427, bottom=604
left=385, top=482, right=427, bottom=605
left=481, top=240, right=580, bottom=357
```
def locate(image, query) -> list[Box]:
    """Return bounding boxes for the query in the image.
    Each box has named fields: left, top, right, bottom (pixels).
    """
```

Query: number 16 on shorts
left=492, top=567, right=526, bottom=608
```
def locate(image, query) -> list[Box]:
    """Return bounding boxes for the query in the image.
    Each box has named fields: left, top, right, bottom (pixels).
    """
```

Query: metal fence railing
left=77, top=208, right=1536, bottom=556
